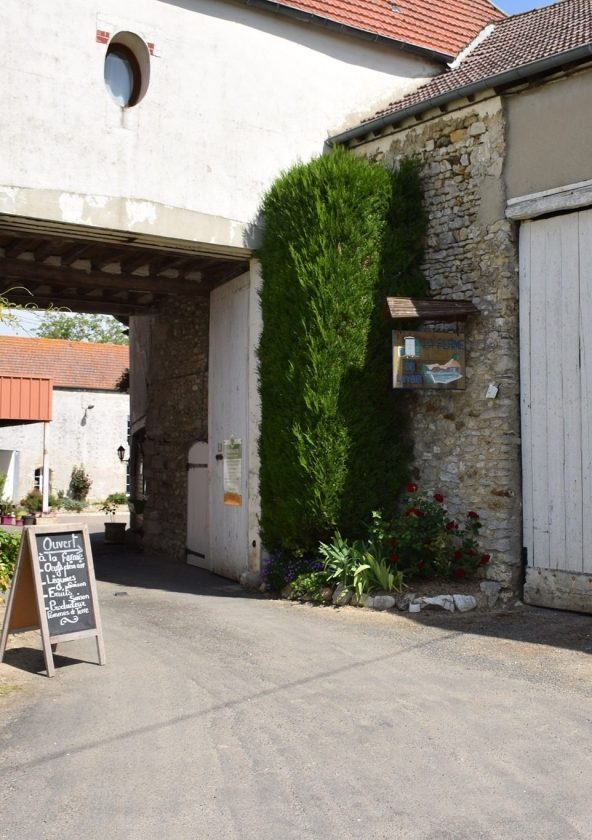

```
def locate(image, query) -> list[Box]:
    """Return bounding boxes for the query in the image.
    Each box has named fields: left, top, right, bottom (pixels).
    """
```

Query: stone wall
left=357, top=97, right=522, bottom=589
left=141, top=297, right=209, bottom=560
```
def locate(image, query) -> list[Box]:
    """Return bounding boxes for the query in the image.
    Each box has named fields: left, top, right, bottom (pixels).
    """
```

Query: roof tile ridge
left=448, top=22, right=496, bottom=69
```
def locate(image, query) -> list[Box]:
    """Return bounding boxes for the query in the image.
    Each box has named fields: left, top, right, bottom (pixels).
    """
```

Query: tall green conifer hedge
left=258, top=148, right=427, bottom=552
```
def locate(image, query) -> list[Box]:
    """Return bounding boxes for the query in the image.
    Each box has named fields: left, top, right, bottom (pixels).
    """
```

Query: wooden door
left=520, top=208, right=592, bottom=610
left=208, top=273, right=250, bottom=580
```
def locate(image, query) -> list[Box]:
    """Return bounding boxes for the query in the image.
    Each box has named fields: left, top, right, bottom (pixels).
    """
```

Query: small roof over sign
left=385, top=297, right=479, bottom=321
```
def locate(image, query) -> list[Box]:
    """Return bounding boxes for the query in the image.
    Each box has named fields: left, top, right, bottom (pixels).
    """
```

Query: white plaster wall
left=0, top=0, right=439, bottom=246
left=505, top=69, right=592, bottom=201
left=0, top=390, right=129, bottom=503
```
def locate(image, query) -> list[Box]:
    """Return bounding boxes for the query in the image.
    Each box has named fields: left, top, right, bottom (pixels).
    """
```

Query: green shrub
left=55, top=490, right=86, bottom=512
left=387, top=485, right=489, bottom=580
left=0, top=528, right=21, bottom=591
left=69, top=465, right=92, bottom=501
left=320, top=528, right=405, bottom=596
left=258, top=149, right=427, bottom=553
left=291, top=571, right=331, bottom=601
left=20, top=489, right=42, bottom=514
left=260, top=551, right=324, bottom=592
left=106, top=492, right=127, bottom=505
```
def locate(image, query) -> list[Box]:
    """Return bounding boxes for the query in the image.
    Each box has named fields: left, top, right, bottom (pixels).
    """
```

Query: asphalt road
left=1, top=544, right=592, bottom=840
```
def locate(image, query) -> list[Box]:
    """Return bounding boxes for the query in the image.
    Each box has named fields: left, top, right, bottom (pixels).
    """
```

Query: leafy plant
left=0, top=528, right=21, bottom=591
left=320, top=529, right=405, bottom=596
left=385, top=485, right=489, bottom=580
left=55, top=490, right=86, bottom=512
left=99, top=500, right=117, bottom=521
left=0, top=473, right=13, bottom=516
left=353, top=549, right=405, bottom=596
left=319, top=531, right=362, bottom=589
left=0, top=500, right=14, bottom=517
left=291, top=571, right=331, bottom=601
left=260, top=550, right=324, bottom=592
left=106, top=492, right=127, bottom=505
left=20, top=489, right=42, bottom=514
left=69, top=466, right=92, bottom=501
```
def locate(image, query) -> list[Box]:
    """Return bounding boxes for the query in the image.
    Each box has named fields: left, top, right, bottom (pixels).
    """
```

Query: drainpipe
left=42, top=422, right=50, bottom=513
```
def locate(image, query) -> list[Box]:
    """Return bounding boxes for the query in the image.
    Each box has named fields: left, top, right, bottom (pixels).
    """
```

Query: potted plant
left=0, top=500, right=15, bottom=525
left=100, top=500, right=126, bottom=544
left=21, top=489, right=42, bottom=525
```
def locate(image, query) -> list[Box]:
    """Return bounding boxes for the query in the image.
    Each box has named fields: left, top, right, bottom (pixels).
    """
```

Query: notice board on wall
left=0, top=525, right=105, bottom=677
left=392, top=330, right=466, bottom=390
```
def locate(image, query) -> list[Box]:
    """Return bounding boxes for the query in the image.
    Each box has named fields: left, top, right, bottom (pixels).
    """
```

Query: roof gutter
left=240, top=0, right=452, bottom=63
left=329, top=42, right=592, bottom=146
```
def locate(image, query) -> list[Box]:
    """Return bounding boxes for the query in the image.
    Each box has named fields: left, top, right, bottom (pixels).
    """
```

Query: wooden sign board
left=392, top=330, right=466, bottom=390
left=0, top=525, right=105, bottom=677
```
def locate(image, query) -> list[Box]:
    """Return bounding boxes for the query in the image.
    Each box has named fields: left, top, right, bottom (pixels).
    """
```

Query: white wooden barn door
left=520, top=208, right=592, bottom=611
left=208, top=272, right=250, bottom=580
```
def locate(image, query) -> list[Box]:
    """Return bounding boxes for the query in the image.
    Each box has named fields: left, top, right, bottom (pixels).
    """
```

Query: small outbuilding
left=0, top=337, right=129, bottom=508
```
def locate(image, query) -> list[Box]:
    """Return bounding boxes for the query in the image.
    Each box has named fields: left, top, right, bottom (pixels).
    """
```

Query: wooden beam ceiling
left=0, top=229, right=249, bottom=316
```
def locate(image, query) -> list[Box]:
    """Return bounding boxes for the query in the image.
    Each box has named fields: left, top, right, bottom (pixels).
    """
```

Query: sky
left=0, top=308, right=44, bottom=338
left=496, top=0, right=559, bottom=12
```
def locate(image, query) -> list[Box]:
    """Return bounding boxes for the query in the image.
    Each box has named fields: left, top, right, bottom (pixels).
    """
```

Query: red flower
left=418, top=561, right=426, bottom=570
left=389, top=538, right=397, bottom=546
left=480, top=554, right=490, bottom=565
left=405, top=507, right=423, bottom=518
left=467, top=511, right=480, bottom=520
left=468, top=549, right=477, bottom=557
left=453, top=568, right=466, bottom=578
left=423, top=539, right=432, bottom=546
left=433, top=493, right=444, bottom=503
left=406, top=483, right=418, bottom=493
left=453, top=550, right=463, bottom=560
left=389, top=554, right=400, bottom=564
left=446, top=521, right=458, bottom=531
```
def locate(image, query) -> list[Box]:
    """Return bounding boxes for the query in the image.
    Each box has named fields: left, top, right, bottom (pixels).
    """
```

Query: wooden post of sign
left=0, top=524, right=105, bottom=677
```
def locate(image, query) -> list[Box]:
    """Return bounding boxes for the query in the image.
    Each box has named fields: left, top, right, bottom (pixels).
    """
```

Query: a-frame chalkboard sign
left=0, top=524, right=105, bottom=677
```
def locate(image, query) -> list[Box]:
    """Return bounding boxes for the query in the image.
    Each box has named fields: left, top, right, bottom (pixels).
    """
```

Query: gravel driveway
left=1, top=545, right=591, bottom=840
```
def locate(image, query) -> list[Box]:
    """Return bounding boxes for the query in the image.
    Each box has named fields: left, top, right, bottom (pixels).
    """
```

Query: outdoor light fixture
left=117, top=445, right=126, bottom=462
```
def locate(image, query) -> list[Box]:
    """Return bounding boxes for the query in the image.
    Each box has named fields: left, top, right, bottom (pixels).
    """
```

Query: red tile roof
left=272, top=0, right=505, bottom=57
left=358, top=0, right=591, bottom=127
left=0, top=336, right=129, bottom=391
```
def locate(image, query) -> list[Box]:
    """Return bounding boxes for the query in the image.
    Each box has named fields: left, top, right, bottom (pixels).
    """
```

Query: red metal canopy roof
left=0, top=376, right=53, bottom=422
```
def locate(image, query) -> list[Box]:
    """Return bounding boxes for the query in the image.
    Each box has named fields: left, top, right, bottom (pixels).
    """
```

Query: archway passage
left=0, top=216, right=253, bottom=574
left=0, top=218, right=249, bottom=319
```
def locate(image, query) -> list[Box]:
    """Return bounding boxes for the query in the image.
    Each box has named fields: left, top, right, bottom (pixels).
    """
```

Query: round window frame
left=104, top=43, right=142, bottom=108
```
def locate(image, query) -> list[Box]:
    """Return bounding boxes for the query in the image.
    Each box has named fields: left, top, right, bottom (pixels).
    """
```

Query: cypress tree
left=258, top=149, right=427, bottom=552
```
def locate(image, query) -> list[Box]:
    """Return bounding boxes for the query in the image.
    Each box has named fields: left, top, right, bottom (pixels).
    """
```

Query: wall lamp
left=117, top=445, right=128, bottom=463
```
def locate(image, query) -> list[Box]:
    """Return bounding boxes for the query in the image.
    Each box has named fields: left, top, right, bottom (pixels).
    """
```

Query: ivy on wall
left=257, top=148, right=427, bottom=552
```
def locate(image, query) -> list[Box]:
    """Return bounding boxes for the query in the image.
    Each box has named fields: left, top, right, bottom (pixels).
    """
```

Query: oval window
left=104, top=44, right=141, bottom=107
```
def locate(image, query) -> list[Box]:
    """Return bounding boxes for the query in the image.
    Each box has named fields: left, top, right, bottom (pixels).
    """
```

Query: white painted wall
left=0, top=389, right=129, bottom=503
left=0, top=0, right=439, bottom=248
